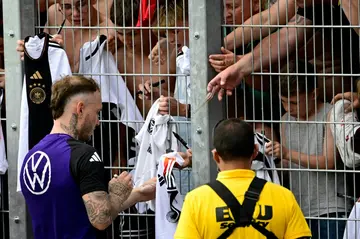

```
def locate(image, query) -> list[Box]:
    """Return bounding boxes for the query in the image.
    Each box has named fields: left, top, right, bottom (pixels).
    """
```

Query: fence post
left=3, top=0, right=35, bottom=237
left=189, top=0, right=224, bottom=187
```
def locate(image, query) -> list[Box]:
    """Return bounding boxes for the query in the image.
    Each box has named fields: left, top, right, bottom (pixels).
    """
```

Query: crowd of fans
left=1, top=0, right=360, bottom=238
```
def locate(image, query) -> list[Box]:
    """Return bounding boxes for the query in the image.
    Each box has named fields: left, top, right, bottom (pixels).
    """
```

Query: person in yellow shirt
left=174, top=118, right=311, bottom=239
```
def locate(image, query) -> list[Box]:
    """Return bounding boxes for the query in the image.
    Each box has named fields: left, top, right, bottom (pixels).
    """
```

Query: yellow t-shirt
left=174, top=169, right=311, bottom=239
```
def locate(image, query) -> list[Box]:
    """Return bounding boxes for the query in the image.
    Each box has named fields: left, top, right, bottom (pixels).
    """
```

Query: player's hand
left=137, top=177, right=156, bottom=202
left=331, top=92, right=360, bottom=113
left=265, top=141, right=289, bottom=160
left=178, top=149, right=192, bottom=169
left=158, top=95, right=186, bottom=116
left=109, top=171, right=133, bottom=200
left=209, top=47, right=242, bottom=73
left=207, top=59, right=248, bottom=101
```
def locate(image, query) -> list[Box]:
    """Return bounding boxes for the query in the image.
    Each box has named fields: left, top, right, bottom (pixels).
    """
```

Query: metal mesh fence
left=1, top=0, right=360, bottom=238
left=221, top=0, right=360, bottom=238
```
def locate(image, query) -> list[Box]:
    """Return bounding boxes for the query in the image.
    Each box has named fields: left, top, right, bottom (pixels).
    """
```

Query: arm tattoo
left=83, top=191, right=113, bottom=228
left=83, top=186, right=132, bottom=229
left=108, top=181, right=132, bottom=200
left=60, top=113, right=79, bottom=139
left=108, top=182, right=133, bottom=214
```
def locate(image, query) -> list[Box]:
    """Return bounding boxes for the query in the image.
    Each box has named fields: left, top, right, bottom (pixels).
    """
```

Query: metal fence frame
left=3, top=0, right=359, bottom=238
left=189, top=0, right=224, bottom=187
left=2, top=0, right=223, bottom=238
left=4, top=0, right=35, bottom=237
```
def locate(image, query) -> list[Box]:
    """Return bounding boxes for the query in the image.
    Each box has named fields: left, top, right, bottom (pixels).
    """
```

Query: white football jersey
left=134, top=99, right=179, bottom=212
left=79, top=35, right=143, bottom=133
left=155, top=152, right=185, bottom=239
left=252, top=132, right=280, bottom=184
left=0, top=90, right=7, bottom=198
left=344, top=202, right=360, bottom=239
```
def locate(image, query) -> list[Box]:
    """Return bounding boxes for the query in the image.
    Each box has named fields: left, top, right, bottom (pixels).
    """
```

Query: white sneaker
left=329, top=99, right=360, bottom=168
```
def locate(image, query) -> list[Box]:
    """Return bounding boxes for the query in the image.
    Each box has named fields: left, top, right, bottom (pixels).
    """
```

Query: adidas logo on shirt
left=30, top=71, right=43, bottom=80
left=89, top=152, right=102, bottom=162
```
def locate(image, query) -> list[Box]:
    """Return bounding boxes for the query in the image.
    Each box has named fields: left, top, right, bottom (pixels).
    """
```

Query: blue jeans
left=307, top=212, right=347, bottom=239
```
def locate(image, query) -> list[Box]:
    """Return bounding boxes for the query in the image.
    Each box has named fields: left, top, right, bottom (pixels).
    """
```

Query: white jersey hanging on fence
left=17, top=33, right=72, bottom=192
left=252, top=132, right=280, bottom=184
left=0, top=90, right=7, bottom=201
left=156, top=152, right=185, bottom=239
left=78, top=35, right=143, bottom=170
left=343, top=201, right=360, bottom=239
left=174, top=46, right=191, bottom=103
left=78, top=35, right=142, bottom=133
left=134, top=99, right=179, bottom=212
left=174, top=46, right=191, bottom=147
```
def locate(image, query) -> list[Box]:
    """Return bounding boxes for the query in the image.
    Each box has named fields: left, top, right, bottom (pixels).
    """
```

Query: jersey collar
left=217, top=169, right=255, bottom=179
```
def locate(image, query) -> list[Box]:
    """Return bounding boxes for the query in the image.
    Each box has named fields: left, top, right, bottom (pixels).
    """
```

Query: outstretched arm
left=224, top=0, right=297, bottom=50
left=207, top=15, right=314, bottom=100
left=341, top=0, right=360, bottom=35
left=241, top=15, right=313, bottom=75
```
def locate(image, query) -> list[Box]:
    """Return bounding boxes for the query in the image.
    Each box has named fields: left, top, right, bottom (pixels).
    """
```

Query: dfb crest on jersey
left=147, top=118, right=155, bottom=135
left=23, top=150, right=51, bottom=195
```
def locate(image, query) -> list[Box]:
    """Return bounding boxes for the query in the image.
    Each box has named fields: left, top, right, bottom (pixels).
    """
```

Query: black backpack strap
left=207, top=180, right=245, bottom=239
left=208, top=177, right=278, bottom=239
left=251, top=221, right=278, bottom=239
left=243, top=178, right=278, bottom=239
left=242, top=177, right=267, bottom=218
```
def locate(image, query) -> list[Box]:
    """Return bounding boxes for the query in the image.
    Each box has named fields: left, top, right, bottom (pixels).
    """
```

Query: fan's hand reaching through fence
left=209, top=47, right=242, bottom=73
left=331, top=92, right=360, bottom=112
left=265, top=141, right=289, bottom=160
left=107, top=35, right=121, bottom=56
left=0, top=68, right=5, bottom=89
left=149, top=38, right=176, bottom=66
left=137, top=177, right=157, bottom=202
left=138, top=80, right=170, bottom=100
left=178, top=149, right=192, bottom=169
left=207, top=63, right=244, bottom=101
left=158, top=95, right=187, bottom=116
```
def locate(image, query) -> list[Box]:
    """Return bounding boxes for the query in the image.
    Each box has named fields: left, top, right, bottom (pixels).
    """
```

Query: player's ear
left=76, top=101, right=85, bottom=118
left=212, top=149, right=220, bottom=164
left=251, top=144, right=259, bottom=160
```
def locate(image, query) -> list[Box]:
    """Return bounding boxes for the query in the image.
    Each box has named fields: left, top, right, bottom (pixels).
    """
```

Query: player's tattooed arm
left=82, top=172, right=133, bottom=230
left=82, top=191, right=113, bottom=230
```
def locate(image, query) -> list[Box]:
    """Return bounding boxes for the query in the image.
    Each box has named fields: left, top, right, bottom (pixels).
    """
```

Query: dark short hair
left=110, top=0, right=140, bottom=27
left=213, top=118, right=254, bottom=160
left=50, top=75, right=100, bottom=120
left=279, top=60, right=318, bottom=97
